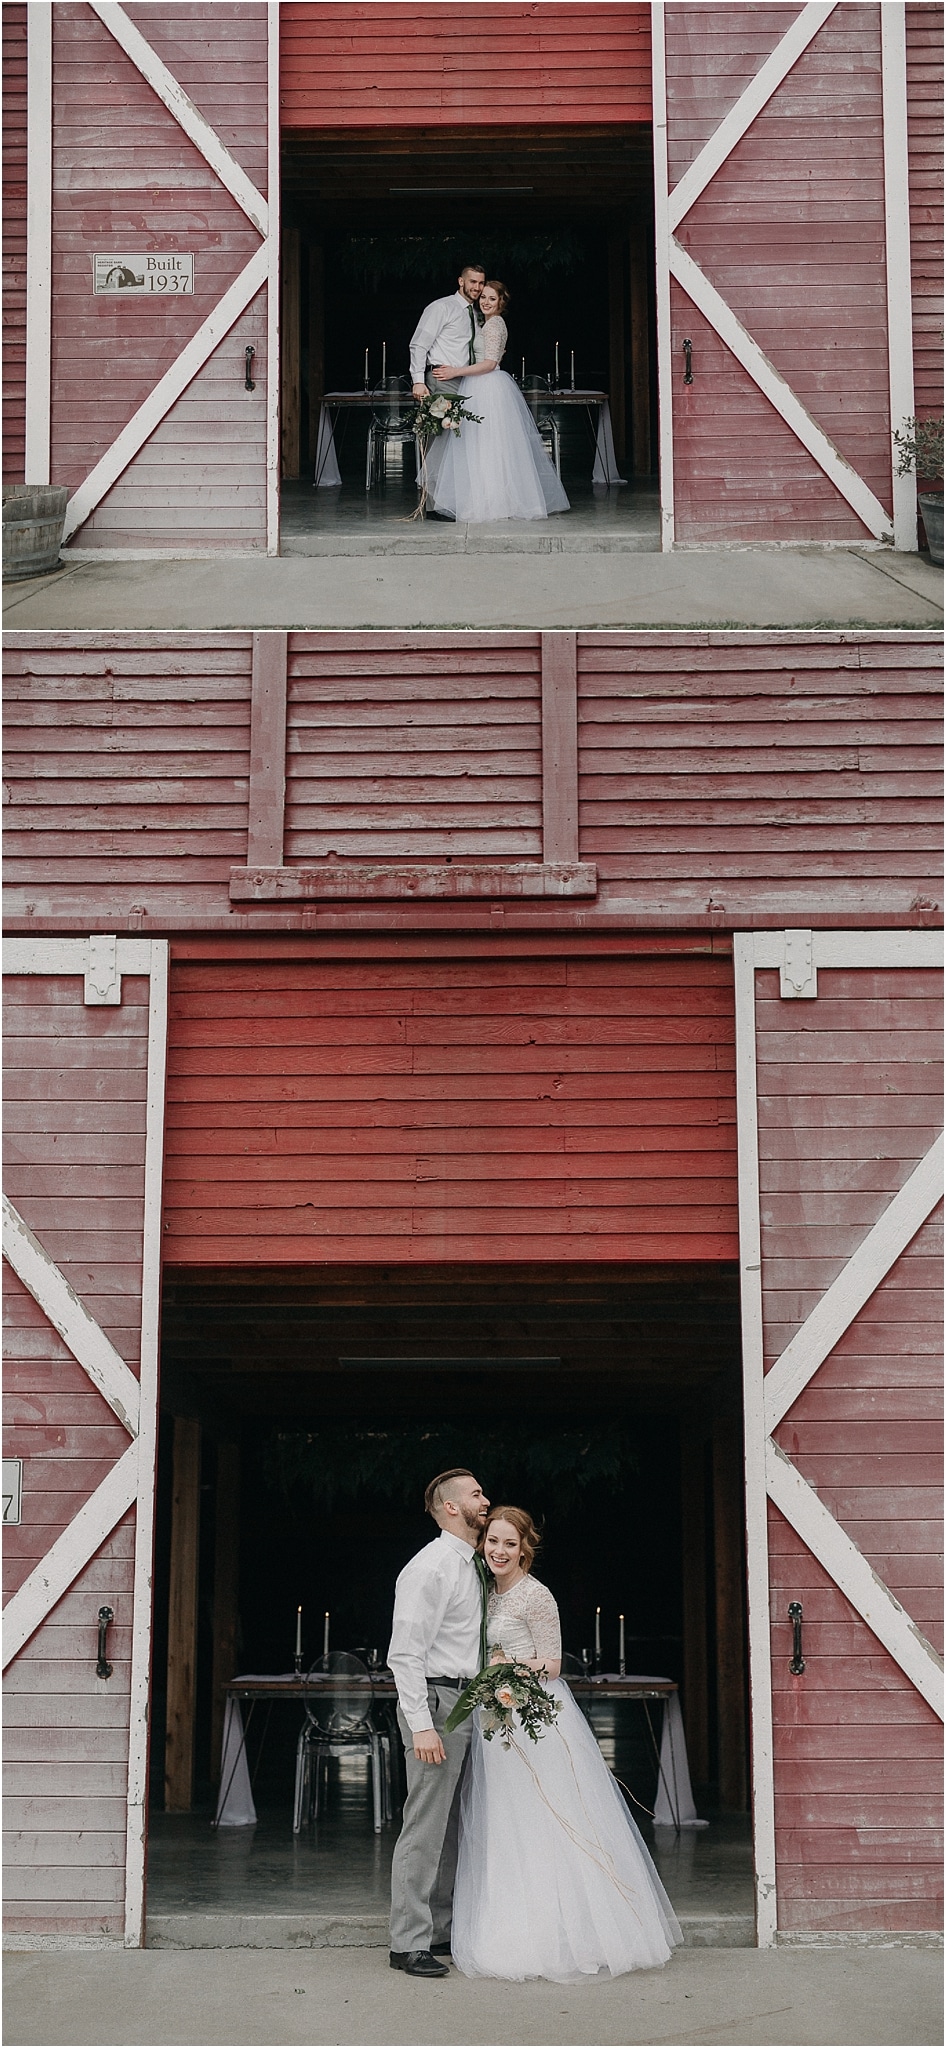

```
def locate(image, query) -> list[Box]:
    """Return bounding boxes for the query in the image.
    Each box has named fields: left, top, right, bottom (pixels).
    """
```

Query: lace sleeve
left=523, top=1578, right=562, bottom=1665
left=483, top=315, right=507, bottom=364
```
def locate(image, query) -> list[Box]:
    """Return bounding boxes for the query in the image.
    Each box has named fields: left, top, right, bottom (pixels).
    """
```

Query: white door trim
left=89, top=2, right=269, bottom=234
left=265, top=0, right=281, bottom=556
left=880, top=1, right=918, bottom=550
left=651, top=2, right=675, bottom=551
left=764, top=1135, right=945, bottom=1431
left=62, top=244, right=269, bottom=542
left=735, top=926, right=944, bottom=1945
left=24, top=0, right=52, bottom=485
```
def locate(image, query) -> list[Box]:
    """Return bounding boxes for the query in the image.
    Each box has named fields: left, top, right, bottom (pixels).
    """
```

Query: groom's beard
left=461, top=1504, right=486, bottom=1532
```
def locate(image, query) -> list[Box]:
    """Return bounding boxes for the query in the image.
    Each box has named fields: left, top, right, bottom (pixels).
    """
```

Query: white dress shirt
left=387, top=1529, right=483, bottom=1733
left=409, top=292, right=484, bottom=385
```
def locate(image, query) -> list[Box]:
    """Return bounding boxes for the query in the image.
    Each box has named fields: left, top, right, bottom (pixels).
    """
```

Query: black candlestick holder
left=293, top=1650, right=303, bottom=1675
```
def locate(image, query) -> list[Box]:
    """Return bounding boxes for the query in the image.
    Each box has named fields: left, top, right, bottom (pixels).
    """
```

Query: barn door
left=734, top=930, right=943, bottom=1945
left=27, top=2, right=278, bottom=553
left=2, top=939, right=168, bottom=1947
left=653, top=2, right=915, bottom=549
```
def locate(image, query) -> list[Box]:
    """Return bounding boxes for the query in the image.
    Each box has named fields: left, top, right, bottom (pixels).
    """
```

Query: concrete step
left=280, top=530, right=661, bottom=555
left=146, top=1909, right=756, bottom=1951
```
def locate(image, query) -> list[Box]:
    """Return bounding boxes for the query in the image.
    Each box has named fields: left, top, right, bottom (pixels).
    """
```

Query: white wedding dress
left=425, top=316, right=570, bottom=523
left=451, top=1576, right=682, bottom=1983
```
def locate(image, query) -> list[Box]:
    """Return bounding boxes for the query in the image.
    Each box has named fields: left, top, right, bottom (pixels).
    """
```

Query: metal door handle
left=683, top=338, right=693, bottom=385
left=788, top=1601, right=805, bottom=1674
left=97, top=1605, right=114, bottom=1679
left=244, top=345, right=256, bottom=392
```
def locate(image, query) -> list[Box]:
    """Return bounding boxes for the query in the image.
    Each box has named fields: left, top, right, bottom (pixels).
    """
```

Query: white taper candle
left=595, top=1606, right=601, bottom=1657
left=323, top=1610, right=330, bottom=1659
left=295, top=1606, right=302, bottom=1658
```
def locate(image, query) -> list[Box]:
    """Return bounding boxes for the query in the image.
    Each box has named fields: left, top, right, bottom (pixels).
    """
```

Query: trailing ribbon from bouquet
left=411, top=393, right=483, bottom=520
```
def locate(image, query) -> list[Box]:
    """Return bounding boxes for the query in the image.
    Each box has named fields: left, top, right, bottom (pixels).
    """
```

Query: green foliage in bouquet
left=444, top=1661, right=562, bottom=1748
left=412, top=391, right=483, bottom=440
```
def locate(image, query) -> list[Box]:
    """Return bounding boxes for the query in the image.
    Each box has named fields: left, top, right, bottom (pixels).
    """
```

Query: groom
left=410, top=264, right=486, bottom=400
left=387, top=1468, right=490, bottom=1978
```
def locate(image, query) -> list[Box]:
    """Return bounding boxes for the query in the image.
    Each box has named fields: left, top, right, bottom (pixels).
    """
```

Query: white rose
left=428, top=396, right=450, bottom=418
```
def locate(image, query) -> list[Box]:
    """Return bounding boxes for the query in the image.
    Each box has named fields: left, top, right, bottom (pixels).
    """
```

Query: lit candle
left=555, top=340, right=560, bottom=385
left=364, top=347, right=369, bottom=386
left=570, top=349, right=575, bottom=391
left=382, top=340, right=387, bottom=380
left=595, top=1606, right=601, bottom=1658
left=521, top=356, right=526, bottom=383
left=323, top=1610, right=330, bottom=1659
left=619, top=1614, right=625, bottom=1674
left=295, top=1606, right=302, bottom=1659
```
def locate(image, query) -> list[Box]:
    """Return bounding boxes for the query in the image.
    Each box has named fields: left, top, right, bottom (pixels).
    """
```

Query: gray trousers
left=426, top=368, right=467, bottom=396
left=389, top=1683, right=471, bottom=1952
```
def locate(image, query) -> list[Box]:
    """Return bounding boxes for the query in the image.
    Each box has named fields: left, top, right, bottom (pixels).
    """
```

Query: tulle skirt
left=451, top=1682, right=683, bottom=1982
left=424, top=369, right=570, bottom=523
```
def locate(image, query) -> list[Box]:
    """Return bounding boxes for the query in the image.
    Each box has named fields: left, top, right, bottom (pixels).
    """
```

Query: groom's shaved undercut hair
left=460, top=262, right=486, bottom=277
left=425, top=1468, right=474, bottom=1519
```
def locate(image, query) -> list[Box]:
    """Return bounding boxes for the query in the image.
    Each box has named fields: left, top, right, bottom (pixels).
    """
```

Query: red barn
left=3, top=627, right=942, bottom=1949
left=2, top=3, right=942, bottom=549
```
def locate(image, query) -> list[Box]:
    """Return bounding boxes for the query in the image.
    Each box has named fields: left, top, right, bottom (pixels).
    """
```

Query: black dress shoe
left=389, top=1950, right=449, bottom=1977
left=431, top=1941, right=452, bottom=1955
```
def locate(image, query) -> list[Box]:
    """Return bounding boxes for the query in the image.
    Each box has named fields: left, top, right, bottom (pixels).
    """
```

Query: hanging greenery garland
left=264, top=1421, right=639, bottom=1517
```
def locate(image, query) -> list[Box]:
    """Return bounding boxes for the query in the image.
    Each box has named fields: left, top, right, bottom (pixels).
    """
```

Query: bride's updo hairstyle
left=482, top=1504, right=541, bottom=1571
left=484, top=279, right=510, bottom=314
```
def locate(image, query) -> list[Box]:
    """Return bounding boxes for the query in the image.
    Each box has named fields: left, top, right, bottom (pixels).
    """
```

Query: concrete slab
left=3, top=1941, right=943, bottom=2046
left=3, top=545, right=942, bottom=632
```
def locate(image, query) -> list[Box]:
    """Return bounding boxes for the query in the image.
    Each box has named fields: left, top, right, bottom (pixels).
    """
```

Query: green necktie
left=468, top=305, right=477, bottom=367
left=474, top=1552, right=490, bottom=1669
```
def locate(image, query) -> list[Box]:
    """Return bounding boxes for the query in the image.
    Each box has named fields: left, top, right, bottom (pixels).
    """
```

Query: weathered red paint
left=1, top=2, right=27, bottom=484
left=279, top=3, right=652, bottom=129
left=757, top=965, right=944, bottom=1933
left=906, top=2, right=945, bottom=429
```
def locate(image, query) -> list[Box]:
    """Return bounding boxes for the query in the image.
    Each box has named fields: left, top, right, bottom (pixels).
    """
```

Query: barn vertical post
left=713, top=1411, right=749, bottom=1811
left=266, top=0, right=281, bottom=553
left=281, top=224, right=302, bottom=479
left=306, top=241, right=326, bottom=469
left=211, top=1442, right=242, bottom=1783
left=164, top=1416, right=201, bottom=1812
left=680, top=1420, right=710, bottom=1787
left=540, top=632, right=579, bottom=866
left=246, top=630, right=289, bottom=868
left=607, top=229, right=627, bottom=465
left=650, top=0, right=674, bottom=547
left=628, top=218, right=652, bottom=475
left=881, top=2, right=917, bottom=549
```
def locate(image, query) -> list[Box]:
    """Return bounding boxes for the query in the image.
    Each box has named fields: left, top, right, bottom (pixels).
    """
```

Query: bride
left=426, top=282, right=570, bottom=523
left=451, top=1505, right=682, bottom=1983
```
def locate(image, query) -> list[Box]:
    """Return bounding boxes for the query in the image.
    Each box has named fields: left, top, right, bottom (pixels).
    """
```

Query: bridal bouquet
left=411, top=392, right=483, bottom=519
left=443, top=1662, right=561, bottom=1749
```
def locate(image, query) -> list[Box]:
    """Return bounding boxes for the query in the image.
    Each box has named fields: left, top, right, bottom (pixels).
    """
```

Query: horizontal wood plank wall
left=51, top=2, right=268, bottom=549
left=577, top=635, right=943, bottom=924
left=666, top=3, right=891, bottom=541
left=3, top=972, right=151, bottom=1940
left=285, top=634, right=543, bottom=861
left=279, top=3, right=651, bottom=127
left=757, top=966, right=944, bottom=1934
left=3, top=636, right=253, bottom=924
left=1, top=3, right=27, bottom=483
left=906, top=2, right=944, bottom=428
left=162, top=954, right=738, bottom=1265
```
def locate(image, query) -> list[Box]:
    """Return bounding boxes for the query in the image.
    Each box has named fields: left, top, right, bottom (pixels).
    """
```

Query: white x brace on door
left=2, top=938, right=168, bottom=1947
left=734, top=928, right=944, bottom=1945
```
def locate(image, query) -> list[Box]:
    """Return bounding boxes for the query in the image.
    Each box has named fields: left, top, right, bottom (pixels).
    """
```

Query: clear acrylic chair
left=292, top=1651, right=392, bottom=1834
left=521, top=374, right=562, bottom=478
left=365, top=375, right=416, bottom=489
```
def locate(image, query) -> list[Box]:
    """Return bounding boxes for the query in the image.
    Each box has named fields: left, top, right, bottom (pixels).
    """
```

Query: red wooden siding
left=577, top=634, right=944, bottom=924
left=666, top=3, right=892, bottom=541
left=3, top=971, right=151, bottom=1939
left=285, top=635, right=543, bottom=862
left=2, top=2, right=27, bottom=484
left=3, top=635, right=253, bottom=925
left=162, top=951, right=738, bottom=1266
left=4, top=632, right=941, bottom=937
left=756, top=965, right=944, bottom=1934
left=279, top=4, right=651, bottom=129
left=50, top=1, right=269, bottom=549
left=906, top=2, right=944, bottom=427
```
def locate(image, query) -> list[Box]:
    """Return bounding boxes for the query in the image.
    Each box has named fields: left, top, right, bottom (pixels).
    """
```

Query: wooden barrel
left=2, top=486, right=69, bottom=580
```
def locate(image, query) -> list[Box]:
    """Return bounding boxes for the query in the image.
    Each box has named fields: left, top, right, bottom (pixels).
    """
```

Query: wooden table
left=314, top=390, right=626, bottom=488
left=215, top=1673, right=693, bottom=1830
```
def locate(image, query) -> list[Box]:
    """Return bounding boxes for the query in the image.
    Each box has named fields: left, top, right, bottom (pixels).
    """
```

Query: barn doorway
left=145, top=1265, right=754, bottom=1947
left=278, top=124, right=659, bottom=551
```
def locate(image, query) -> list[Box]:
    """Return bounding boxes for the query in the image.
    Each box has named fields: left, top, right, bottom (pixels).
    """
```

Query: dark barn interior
left=279, top=123, right=657, bottom=486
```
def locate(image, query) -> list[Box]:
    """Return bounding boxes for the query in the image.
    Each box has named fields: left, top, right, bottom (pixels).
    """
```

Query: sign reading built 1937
left=92, top=252, right=194, bottom=294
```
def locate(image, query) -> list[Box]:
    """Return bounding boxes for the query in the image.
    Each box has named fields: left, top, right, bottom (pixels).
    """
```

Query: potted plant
left=894, top=416, right=944, bottom=566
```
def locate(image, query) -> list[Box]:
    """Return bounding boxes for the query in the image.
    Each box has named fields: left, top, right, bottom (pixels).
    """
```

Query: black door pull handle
left=97, top=1605, right=114, bottom=1679
left=788, top=1601, right=805, bottom=1674
left=683, top=338, right=693, bottom=385
left=244, top=345, right=256, bottom=392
